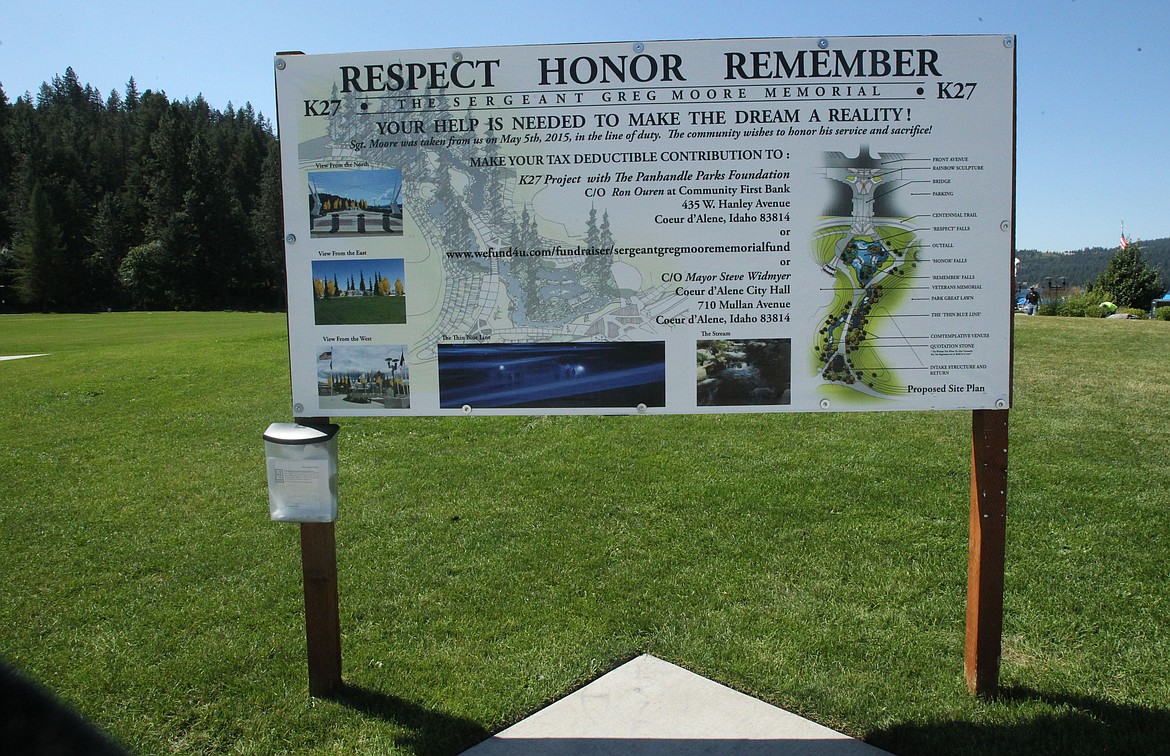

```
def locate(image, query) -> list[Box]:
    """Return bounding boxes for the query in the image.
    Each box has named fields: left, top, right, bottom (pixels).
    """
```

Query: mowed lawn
left=314, top=295, right=407, bottom=325
left=1, top=312, right=1169, bottom=755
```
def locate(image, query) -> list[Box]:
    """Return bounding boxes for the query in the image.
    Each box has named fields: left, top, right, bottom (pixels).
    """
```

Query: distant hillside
left=1016, top=237, right=1170, bottom=291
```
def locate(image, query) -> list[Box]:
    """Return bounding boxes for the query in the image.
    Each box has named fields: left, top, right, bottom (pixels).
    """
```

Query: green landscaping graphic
left=309, top=168, right=403, bottom=237
left=312, top=258, right=406, bottom=325
left=813, top=147, right=921, bottom=399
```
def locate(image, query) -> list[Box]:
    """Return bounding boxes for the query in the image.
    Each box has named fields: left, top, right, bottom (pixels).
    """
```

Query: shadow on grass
left=333, top=683, right=490, bottom=755
left=0, top=662, right=128, bottom=755
left=869, top=687, right=1170, bottom=756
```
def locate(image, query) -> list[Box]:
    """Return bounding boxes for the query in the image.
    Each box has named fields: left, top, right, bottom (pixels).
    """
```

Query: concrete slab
left=462, top=655, right=891, bottom=756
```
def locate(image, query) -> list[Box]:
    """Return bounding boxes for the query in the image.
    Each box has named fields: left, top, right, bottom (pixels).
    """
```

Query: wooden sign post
left=294, top=416, right=342, bottom=698
left=965, top=408, right=1009, bottom=695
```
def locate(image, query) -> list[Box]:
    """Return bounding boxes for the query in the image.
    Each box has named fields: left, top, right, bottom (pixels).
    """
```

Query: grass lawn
left=1, top=312, right=1169, bottom=754
left=314, top=296, right=407, bottom=325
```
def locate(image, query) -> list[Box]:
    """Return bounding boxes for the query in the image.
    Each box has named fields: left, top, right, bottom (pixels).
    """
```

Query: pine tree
left=0, top=83, right=13, bottom=249
left=87, top=194, right=132, bottom=308
left=142, top=104, right=194, bottom=235
left=158, top=130, right=251, bottom=308
left=1093, top=239, right=1164, bottom=309
left=584, top=207, right=598, bottom=249
left=481, top=117, right=505, bottom=216
left=248, top=140, right=285, bottom=308
left=14, top=183, right=68, bottom=310
left=581, top=209, right=615, bottom=296
left=124, top=78, right=140, bottom=112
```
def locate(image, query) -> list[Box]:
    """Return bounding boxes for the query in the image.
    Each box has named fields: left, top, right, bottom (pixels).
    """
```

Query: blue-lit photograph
left=438, top=342, right=666, bottom=409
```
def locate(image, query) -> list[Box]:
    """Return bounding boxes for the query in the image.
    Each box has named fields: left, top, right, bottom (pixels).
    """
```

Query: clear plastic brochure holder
left=263, top=422, right=340, bottom=522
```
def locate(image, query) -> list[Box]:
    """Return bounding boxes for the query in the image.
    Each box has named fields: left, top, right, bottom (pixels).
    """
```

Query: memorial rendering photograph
left=308, top=168, right=404, bottom=237
left=311, top=258, right=407, bottom=325
left=315, top=343, right=410, bottom=409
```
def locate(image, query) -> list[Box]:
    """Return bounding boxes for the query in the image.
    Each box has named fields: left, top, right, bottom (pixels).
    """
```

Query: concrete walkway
left=462, top=655, right=892, bottom=756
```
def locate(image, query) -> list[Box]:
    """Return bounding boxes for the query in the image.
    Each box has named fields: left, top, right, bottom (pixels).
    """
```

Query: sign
left=275, top=35, right=1015, bottom=416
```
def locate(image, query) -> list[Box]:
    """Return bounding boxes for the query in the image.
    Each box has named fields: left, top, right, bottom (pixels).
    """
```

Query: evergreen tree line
left=1017, top=237, right=1170, bottom=295
left=0, top=68, right=285, bottom=312
left=3, top=67, right=1163, bottom=314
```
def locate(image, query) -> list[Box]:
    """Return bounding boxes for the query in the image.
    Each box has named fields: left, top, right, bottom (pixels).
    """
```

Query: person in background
left=1025, top=286, right=1040, bottom=315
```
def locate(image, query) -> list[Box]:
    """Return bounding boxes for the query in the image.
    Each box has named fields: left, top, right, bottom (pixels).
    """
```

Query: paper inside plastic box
left=263, top=422, right=340, bottom=522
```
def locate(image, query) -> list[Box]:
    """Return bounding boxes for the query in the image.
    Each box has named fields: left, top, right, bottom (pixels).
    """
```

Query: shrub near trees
left=0, top=68, right=285, bottom=312
left=1033, top=240, right=1166, bottom=318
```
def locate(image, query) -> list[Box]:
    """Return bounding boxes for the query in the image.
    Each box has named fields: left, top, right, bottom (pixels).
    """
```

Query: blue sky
left=2, top=0, right=1166, bottom=252
left=310, top=169, right=403, bottom=207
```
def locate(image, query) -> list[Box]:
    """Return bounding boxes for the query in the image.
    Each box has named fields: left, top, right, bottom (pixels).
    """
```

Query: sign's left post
left=263, top=418, right=343, bottom=697
left=272, top=52, right=342, bottom=697
left=299, top=520, right=342, bottom=696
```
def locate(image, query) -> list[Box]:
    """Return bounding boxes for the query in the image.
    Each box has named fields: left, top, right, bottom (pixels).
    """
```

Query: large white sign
left=275, top=35, right=1015, bottom=416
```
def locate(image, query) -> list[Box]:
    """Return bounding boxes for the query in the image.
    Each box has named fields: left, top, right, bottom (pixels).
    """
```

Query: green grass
left=314, top=296, right=407, bottom=325
left=2, top=312, right=1169, bottom=754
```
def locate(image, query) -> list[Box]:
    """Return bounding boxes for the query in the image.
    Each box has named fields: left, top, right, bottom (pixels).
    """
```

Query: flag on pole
left=1121, top=235, right=1129, bottom=250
